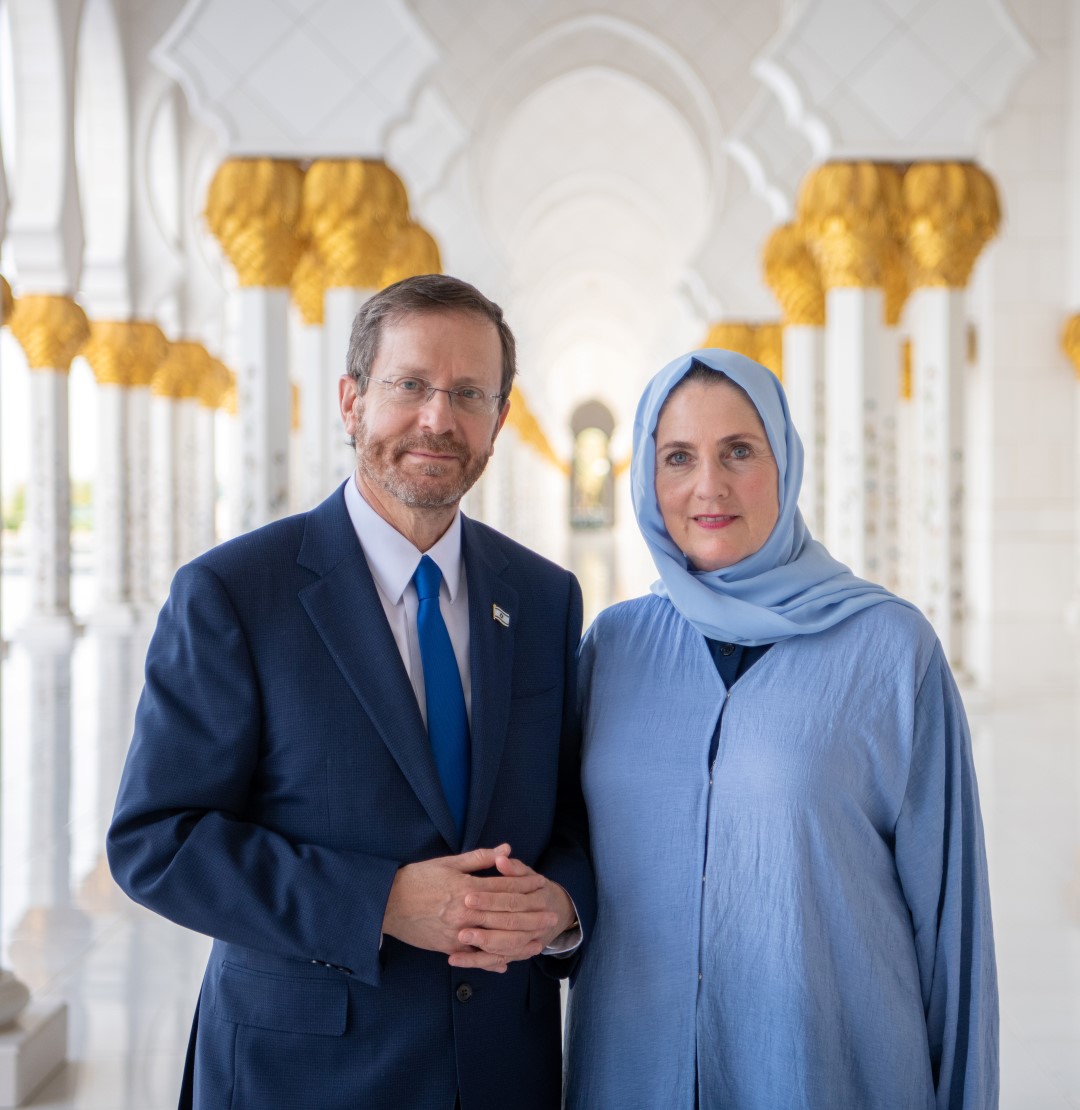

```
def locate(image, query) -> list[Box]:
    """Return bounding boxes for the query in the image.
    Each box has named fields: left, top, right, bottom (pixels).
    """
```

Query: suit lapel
left=297, top=487, right=459, bottom=848
left=460, top=518, right=516, bottom=850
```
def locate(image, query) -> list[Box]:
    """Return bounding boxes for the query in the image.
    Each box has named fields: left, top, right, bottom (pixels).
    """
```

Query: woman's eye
left=666, top=451, right=690, bottom=466
left=729, top=444, right=751, bottom=460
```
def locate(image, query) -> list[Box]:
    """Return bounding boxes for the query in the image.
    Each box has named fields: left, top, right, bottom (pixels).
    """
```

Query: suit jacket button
left=456, top=983, right=473, bottom=1002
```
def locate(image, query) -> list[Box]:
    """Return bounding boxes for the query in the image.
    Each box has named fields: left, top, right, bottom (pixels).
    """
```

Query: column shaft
left=27, top=370, right=72, bottom=627
left=782, top=324, right=825, bottom=537
left=237, top=287, right=292, bottom=530
left=195, top=406, right=217, bottom=555
left=94, top=384, right=131, bottom=618
left=149, top=395, right=179, bottom=602
left=126, top=387, right=153, bottom=614
left=912, top=287, right=968, bottom=665
left=823, top=288, right=886, bottom=577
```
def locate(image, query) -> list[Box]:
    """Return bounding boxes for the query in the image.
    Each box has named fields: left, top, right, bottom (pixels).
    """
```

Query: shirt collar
left=344, top=474, right=463, bottom=603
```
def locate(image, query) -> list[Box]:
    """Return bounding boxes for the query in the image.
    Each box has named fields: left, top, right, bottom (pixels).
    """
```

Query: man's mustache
left=392, top=434, right=468, bottom=461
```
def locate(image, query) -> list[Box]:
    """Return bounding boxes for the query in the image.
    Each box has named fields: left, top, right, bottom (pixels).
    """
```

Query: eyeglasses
left=367, top=376, right=505, bottom=417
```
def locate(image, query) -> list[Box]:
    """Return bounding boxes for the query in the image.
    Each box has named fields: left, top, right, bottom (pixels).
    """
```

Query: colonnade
left=706, top=160, right=1001, bottom=668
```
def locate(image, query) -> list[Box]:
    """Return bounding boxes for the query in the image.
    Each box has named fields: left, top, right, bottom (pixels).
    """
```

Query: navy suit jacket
left=107, top=485, right=594, bottom=1110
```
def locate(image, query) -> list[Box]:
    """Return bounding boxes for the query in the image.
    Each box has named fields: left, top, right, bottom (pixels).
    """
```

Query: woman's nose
left=694, top=457, right=729, bottom=499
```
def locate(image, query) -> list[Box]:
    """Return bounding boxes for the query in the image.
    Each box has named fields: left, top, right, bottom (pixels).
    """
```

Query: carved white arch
left=472, top=13, right=725, bottom=218
left=4, top=0, right=85, bottom=291
left=75, top=0, right=132, bottom=316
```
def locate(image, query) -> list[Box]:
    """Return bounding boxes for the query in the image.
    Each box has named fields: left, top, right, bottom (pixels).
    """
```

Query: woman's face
left=654, top=379, right=780, bottom=572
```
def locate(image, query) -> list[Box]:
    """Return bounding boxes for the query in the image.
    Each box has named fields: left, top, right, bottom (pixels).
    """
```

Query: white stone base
left=0, top=1002, right=67, bottom=1107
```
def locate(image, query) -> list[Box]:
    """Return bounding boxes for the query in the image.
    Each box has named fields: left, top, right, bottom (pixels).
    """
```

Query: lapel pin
left=492, top=604, right=510, bottom=628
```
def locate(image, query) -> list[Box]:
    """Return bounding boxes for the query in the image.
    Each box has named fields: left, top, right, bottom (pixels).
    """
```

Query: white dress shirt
left=344, top=475, right=471, bottom=727
left=344, top=475, right=581, bottom=955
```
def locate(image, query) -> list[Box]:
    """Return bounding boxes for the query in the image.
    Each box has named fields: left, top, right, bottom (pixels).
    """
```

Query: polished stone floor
left=1, top=573, right=1078, bottom=1108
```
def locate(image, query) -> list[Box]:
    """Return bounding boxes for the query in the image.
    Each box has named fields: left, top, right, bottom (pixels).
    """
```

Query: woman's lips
left=692, top=514, right=737, bottom=530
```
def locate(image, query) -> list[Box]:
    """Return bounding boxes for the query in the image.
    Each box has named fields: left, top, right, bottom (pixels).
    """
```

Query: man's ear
left=339, top=376, right=359, bottom=434
left=491, top=397, right=511, bottom=446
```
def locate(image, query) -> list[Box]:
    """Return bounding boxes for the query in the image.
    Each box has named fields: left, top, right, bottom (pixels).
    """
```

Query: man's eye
left=456, top=387, right=485, bottom=402
left=396, top=378, right=426, bottom=393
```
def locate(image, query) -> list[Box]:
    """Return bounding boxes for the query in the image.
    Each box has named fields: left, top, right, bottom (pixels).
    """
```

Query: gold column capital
left=754, top=323, right=784, bottom=384
left=291, top=250, right=326, bottom=326
left=152, top=340, right=210, bottom=400
left=302, top=159, right=410, bottom=289
left=8, top=294, right=90, bottom=371
left=0, top=275, right=12, bottom=325
left=505, top=387, right=568, bottom=474
left=380, top=222, right=442, bottom=287
left=221, top=372, right=238, bottom=416
left=797, top=162, right=904, bottom=289
left=205, top=158, right=306, bottom=287
left=703, top=322, right=757, bottom=356
left=902, top=162, right=1000, bottom=288
left=81, top=320, right=169, bottom=386
left=702, top=321, right=783, bottom=382
left=198, top=357, right=234, bottom=409
left=762, top=223, right=824, bottom=327
left=1061, top=314, right=1080, bottom=379
left=881, top=236, right=911, bottom=327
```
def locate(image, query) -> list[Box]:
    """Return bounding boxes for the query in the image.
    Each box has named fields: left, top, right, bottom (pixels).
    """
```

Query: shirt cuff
left=541, top=892, right=582, bottom=956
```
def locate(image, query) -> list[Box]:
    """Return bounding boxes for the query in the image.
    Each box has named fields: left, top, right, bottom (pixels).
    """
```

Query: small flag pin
left=492, top=604, right=510, bottom=627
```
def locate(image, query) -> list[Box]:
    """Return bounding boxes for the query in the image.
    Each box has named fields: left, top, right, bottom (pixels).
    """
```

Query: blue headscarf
left=632, top=348, right=909, bottom=645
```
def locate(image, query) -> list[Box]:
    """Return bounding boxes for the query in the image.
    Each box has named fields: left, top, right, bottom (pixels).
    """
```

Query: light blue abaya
left=563, top=351, right=997, bottom=1109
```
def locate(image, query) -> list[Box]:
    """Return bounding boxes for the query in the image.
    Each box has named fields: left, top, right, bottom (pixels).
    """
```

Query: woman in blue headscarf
left=564, top=350, right=997, bottom=1109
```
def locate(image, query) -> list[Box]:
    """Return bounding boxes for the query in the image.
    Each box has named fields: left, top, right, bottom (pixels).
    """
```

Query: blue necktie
left=413, top=555, right=470, bottom=840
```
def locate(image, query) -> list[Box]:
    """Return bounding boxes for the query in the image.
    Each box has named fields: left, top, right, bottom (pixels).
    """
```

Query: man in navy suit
left=107, top=275, right=594, bottom=1110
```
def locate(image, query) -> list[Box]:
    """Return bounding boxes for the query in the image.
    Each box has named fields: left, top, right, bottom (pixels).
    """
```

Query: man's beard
left=355, top=425, right=492, bottom=509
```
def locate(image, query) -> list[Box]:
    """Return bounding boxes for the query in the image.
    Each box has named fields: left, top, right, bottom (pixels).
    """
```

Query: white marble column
left=799, top=163, right=906, bottom=581
left=901, top=162, right=1000, bottom=668
left=206, top=158, right=306, bottom=534
left=910, top=287, right=968, bottom=664
left=762, top=224, right=827, bottom=538
left=896, top=341, right=919, bottom=602
left=235, top=287, right=293, bottom=531
left=81, top=321, right=168, bottom=628
left=7, top=296, right=89, bottom=643
left=175, top=397, right=202, bottom=566
left=93, top=381, right=131, bottom=623
left=195, top=402, right=218, bottom=556
left=127, top=384, right=154, bottom=616
left=821, top=287, right=887, bottom=577
left=782, top=325, right=826, bottom=537
left=290, top=251, right=334, bottom=509
left=147, top=341, right=208, bottom=600
left=148, top=391, right=180, bottom=604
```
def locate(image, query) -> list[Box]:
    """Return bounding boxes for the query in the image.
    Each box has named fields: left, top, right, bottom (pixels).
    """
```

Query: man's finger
left=463, top=875, right=545, bottom=902
left=449, top=844, right=512, bottom=873
left=446, top=949, right=510, bottom=973
left=494, top=854, right=534, bottom=878
left=458, top=909, right=557, bottom=937
left=463, top=889, right=548, bottom=913
left=456, top=929, right=547, bottom=960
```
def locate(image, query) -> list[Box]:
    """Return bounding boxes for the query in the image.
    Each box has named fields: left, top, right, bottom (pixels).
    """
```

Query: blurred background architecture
left=0, top=0, right=1078, bottom=1105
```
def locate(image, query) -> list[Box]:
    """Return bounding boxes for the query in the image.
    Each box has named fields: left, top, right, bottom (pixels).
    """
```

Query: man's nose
left=415, top=387, right=457, bottom=433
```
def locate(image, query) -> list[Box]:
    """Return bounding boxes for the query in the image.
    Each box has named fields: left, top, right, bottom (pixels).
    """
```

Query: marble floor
left=1, top=573, right=1078, bottom=1108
